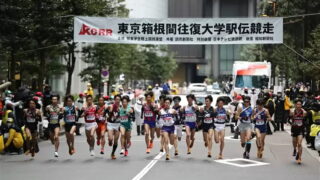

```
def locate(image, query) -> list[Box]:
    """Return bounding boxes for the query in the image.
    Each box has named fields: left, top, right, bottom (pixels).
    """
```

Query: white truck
left=231, top=61, right=271, bottom=95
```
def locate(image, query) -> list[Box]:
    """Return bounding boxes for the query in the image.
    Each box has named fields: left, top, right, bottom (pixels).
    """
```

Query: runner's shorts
left=97, top=122, right=106, bottom=134
left=174, top=125, right=183, bottom=137
left=255, top=124, right=267, bottom=134
left=214, top=123, right=225, bottom=132
left=162, top=125, right=175, bottom=134
left=144, top=120, right=156, bottom=128
left=120, top=121, right=132, bottom=131
left=238, top=123, right=252, bottom=133
left=25, top=123, right=38, bottom=134
left=107, top=122, right=120, bottom=131
left=185, top=122, right=197, bottom=130
left=291, top=126, right=304, bottom=137
left=202, top=123, right=214, bottom=133
left=64, top=122, right=76, bottom=133
left=85, top=122, right=97, bottom=131
left=49, top=123, right=60, bottom=132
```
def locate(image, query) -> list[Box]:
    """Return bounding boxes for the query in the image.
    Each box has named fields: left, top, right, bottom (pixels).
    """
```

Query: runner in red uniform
left=96, top=97, right=108, bottom=155
left=289, top=99, right=307, bottom=164
left=81, top=95, right=97, bottom=156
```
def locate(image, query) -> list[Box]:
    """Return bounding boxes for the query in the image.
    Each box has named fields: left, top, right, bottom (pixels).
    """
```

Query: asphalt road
left=1, top=125, right=319, bottom=180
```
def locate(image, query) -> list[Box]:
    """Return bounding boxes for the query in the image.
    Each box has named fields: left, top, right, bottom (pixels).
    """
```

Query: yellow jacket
left=2, top=110, right=13, bottom=125
left=310, top=110, right=320, bottom=137
left=0, top=135, right=4, bottom=152
left=284, top=96, right=291, bottom=110
left=5, top=128, right=24, bottom=149
left=171, top=88, right=179, bottom=95
left=85, top=87, right=94, bottom=96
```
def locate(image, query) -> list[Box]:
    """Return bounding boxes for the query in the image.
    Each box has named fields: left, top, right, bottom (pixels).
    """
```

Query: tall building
left=169, top=0, right=257, bottom=84
left=125, top=0, right=168, bottom=18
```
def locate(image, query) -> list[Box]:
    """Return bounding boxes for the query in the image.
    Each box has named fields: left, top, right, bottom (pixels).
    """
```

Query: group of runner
left=21, top=92, right=310, bottom=164
left=23, top=94, right=135, bottom=159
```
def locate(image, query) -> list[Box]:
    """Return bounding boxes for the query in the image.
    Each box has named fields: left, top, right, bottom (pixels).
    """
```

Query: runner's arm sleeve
left=140, top=106, right=144, bottom=119
left=197, top=111, right=204, bottom=124
left=129, top=109, right=135, bottom=122
left=36, top=110, right=42, bottom=122
left=78, top=108, right=84, bottom=117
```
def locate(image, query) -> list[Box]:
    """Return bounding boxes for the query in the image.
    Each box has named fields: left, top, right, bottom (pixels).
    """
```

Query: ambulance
left=232, top=61, right=271, bottom=95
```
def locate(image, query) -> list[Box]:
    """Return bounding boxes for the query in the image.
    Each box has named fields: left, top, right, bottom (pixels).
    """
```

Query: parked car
left=187, top=83, right=207, bottom=94
left=207, top=82, right=221, bottom=94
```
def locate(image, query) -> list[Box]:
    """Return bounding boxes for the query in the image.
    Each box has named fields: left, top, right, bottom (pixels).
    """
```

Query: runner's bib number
left=86, top=114, right=95, bottom=121
left=119, top=116, right=129, bottom=123
left=256, top=118, right=265, bottom=125
left=185, top=113, right=196, bottom=122
left=27, top=116, right=36, bottom=123
left=66, top=114, right=75, bottom=123
left=144, top=111, right=153, bottom=117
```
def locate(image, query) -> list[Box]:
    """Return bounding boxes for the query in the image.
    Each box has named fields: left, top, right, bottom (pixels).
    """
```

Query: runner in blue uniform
left=236, top=96, right=253, bottom=159
left=63, top=95, right=79, bottom=155
left=253, top=99, right=271, bottom=158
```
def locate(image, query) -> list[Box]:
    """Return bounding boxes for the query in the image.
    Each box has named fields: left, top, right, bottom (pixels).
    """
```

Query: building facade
left=169, top=0, right=257, bottom=84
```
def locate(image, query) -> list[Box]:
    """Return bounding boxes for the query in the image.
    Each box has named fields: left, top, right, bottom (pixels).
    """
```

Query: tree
left=240, top=0, right=320, bottom=88
left=0, top=0, right=32, bottom=89
left=80, top=44, right=177, bottom=95
left=57, top=0, right=128, bottom=95
left=80, top=44, right=131, bottom=95
left=142, top=45, right=177, bottom=84
left=303, top=24, right=320, bottom=88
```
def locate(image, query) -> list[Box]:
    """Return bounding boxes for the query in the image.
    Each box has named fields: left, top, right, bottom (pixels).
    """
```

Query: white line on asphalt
left=132, top=145, right=173, bottom=180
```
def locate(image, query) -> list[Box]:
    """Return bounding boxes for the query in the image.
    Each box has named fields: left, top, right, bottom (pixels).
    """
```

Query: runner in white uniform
left=158, top=97, right=177, bottom=160
left=182, top=94, right=199, bottom=154
left=214, top=98, right=230, bottom=159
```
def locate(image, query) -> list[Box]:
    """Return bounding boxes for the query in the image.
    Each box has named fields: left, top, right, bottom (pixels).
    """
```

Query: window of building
left=219, top=45, right=243, bottom=75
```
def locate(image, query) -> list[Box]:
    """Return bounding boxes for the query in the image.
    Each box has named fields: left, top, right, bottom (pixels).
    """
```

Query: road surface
left=1, top=125, right=319, bottom=180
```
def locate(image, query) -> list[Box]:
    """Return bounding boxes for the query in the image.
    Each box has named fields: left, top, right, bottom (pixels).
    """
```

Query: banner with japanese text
left=74, top=16, right=283, bottom=44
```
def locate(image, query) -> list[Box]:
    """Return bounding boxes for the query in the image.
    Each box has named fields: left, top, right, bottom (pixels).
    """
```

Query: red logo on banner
left=79, top=24, right=112, bottom=36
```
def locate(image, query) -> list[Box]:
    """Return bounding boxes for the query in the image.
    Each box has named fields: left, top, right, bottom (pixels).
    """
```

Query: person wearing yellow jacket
left=3, top=116, right=24, bottom=153
left=309, top=103, right=320, bottom=149
left=284, top=89, right=292, bottom=123
left=0, top=130, right=4, bottom=153
left=84, top=83, right=94, bottom=97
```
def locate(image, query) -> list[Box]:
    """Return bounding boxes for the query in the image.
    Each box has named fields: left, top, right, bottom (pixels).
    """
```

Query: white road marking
left=132, top=145, right=173, bottom=180
left=224, top=136, right=240, bottom=141
left=215, top=158, right=270, bottom=167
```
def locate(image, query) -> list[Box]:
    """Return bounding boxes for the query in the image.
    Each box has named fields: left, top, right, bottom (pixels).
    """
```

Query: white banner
left=74, top=16, right=283, bottom=45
